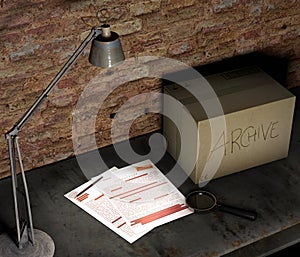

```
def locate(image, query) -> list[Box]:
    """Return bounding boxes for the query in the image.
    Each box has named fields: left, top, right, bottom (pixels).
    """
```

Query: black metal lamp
left=0, top=22, right=124, bottom=257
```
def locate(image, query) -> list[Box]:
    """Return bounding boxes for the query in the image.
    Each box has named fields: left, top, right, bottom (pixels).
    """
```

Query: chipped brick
left=129, top=0, right=161, bottom=16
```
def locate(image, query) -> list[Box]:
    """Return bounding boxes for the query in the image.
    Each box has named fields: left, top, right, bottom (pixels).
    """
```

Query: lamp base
left=0, top=229, right=55, bottom=257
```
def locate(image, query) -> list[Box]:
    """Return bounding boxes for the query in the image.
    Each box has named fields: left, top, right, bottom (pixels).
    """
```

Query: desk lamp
left=0, top=17, right=125, bottom=257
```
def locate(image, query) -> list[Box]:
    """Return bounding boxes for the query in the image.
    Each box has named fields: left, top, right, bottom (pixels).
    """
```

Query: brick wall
left=0, top=0, right=299, bottom=178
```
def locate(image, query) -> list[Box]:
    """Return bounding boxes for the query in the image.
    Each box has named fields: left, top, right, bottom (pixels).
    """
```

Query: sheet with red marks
left=65, top=160, right=193, bottom=242
left=94, top=160, right=193, bottom=234
left=93, top=160, right=176, bottom=202
left=64, top=167, right=151, bottom=243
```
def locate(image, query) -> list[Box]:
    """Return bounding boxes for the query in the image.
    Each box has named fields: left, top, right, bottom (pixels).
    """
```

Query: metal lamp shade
left=89, top=31, right=125, bottom=68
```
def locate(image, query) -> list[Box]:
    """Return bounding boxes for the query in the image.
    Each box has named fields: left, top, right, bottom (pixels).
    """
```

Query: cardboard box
left=163, top=66, right=296, bottom=184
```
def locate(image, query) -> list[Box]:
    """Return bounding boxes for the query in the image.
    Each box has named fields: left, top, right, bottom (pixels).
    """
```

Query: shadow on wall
left=193, top=52, right=289, bottom=87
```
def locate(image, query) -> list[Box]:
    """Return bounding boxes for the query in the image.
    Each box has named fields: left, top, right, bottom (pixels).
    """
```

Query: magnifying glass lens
left=186, top=190, right=257, bottom=220
left=187, top=192, right=215, bottom=210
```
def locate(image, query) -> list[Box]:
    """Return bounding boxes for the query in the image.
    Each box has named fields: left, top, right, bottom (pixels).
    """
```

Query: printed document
left=65, top=160, right=193, bottom=243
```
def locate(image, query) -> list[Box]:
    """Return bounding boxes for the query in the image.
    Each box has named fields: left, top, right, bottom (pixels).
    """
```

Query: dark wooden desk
left=0, top=88, right=299, bottom=257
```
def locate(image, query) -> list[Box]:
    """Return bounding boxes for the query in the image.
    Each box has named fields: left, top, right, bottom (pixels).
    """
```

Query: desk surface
left=0, top=88, right=300, bottom=257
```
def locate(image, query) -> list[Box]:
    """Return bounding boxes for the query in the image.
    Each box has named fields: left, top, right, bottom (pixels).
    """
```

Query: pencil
left=76, top=176, right=103, bottom=197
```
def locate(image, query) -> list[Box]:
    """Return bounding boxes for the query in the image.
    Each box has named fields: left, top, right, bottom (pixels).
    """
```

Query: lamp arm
left=6, top=27, right=101, bottom=137
left=4, top=27, right=102, bottom=248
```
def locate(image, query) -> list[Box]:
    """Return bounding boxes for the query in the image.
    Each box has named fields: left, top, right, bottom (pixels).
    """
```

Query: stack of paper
left=64, top=160, right=193, bottom=243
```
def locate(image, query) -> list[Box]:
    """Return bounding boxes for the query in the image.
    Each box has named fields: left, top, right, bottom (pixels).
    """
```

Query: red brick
left=0, top=0, right=300, bottom=178
left=211, top=0, right=240, bottom=13
left=162, top=0, right=195, bottom=12
left=5, top=12, right=32, bottom=29
left=111, top=19, right=143, bottom=36
left=1, top=32, right=22, bottom=45
left=143, top=5, right=200, bottom=29
left=162, top=18, right=198, bottom=41
left=168, top=38, right=197, bottom=56
left=130, top=0, right=161, bottom=16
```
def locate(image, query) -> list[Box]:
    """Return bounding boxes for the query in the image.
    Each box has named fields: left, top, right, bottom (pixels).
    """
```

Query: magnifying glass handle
left=218, top=203, right=257, bottom=221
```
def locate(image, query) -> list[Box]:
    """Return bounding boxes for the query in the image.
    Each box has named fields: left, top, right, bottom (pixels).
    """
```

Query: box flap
left=164, top=66, right=295, bottom=121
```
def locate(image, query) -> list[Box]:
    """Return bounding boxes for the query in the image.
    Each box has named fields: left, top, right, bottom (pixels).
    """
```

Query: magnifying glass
left=186, top=190, right=257, bottom=221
